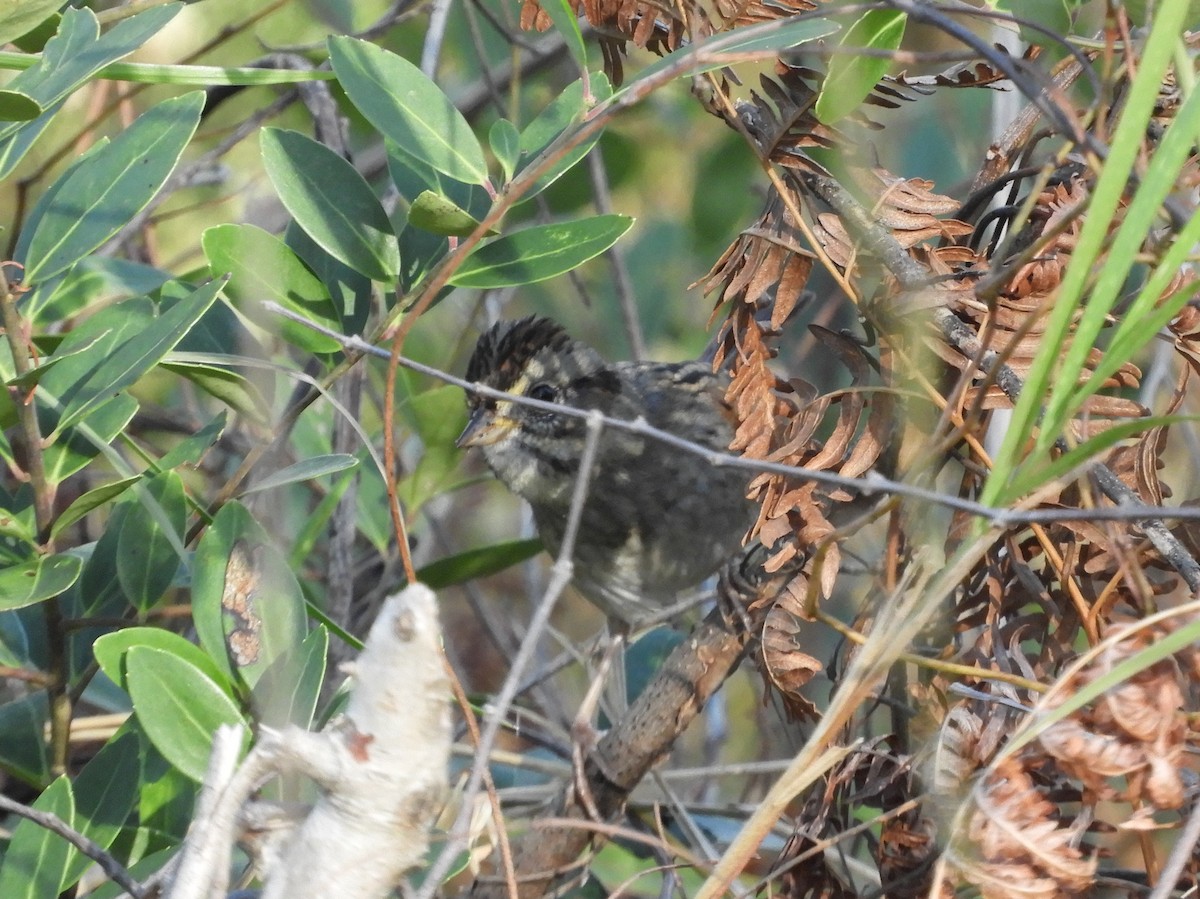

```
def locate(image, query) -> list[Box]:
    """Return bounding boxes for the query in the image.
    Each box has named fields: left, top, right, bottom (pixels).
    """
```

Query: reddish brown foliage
left=508, top=3, right=1200, bottom=895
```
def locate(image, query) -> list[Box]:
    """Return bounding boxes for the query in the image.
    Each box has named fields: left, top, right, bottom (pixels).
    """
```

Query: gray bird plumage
left=459, top=316, right=755, bottom=626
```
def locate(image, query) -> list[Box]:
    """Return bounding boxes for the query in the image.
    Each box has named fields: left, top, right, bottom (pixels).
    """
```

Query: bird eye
left=528, top=383, right=557, bottom=403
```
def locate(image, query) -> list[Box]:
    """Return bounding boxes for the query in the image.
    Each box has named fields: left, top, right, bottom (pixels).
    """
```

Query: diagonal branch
left=466, top=550, right=798, bottom=898
left=415, top=413, right=606, bottom=899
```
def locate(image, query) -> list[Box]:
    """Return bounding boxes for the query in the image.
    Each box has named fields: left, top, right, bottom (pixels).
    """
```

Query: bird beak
left=456, top=407, right=510, bottom=448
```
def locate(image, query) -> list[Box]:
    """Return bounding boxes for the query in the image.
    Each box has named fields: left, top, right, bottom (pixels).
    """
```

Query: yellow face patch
left=458, top=374, right=531, bottom=448
left=457, top=407, right=518, bottom=447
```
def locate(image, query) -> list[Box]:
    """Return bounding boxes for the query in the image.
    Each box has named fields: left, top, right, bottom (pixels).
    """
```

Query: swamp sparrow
left=458, top=316, right=755, bottom=627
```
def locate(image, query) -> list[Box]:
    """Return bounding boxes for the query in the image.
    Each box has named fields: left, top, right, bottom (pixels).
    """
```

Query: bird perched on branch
left=458, top=316, right=755, bottom=628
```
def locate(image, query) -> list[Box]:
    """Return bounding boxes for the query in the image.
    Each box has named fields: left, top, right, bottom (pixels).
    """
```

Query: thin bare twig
left=1147, top=795, right=1200, bottom=899
left=0, top=794, right=147, bottom=899
left=416, top=413, right=606, bottom=899
left=0, top=269, right=71, bottom=775
left=265, top=302, right=1200, bottom=532
left=797, top=168, right=1200, bottom=592
left=587, top=147, right=646, bottom=361
left=420, top=0, right=453, bottom=76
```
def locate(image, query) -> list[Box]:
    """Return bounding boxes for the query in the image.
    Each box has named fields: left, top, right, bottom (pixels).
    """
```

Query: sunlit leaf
left=408, top=190, right=495, bottom=237
left=449, top=215, right=633, bottom=288
left=22, top=91, right=204, bottom=284
left=261, top=128, right=400, bottom=282
left=328, top=36, right=488, bottom=184
left=0, top=554, right=82, bottom=611
left=94, top=627, right=235, bottom=699
left=815, top=10, right=906, bottom=124
left=202, top=223, right=342, bottom=354
left=127, top=646, right=248, bottom=782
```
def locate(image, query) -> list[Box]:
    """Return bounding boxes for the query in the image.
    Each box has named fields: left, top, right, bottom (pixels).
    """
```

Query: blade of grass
left=1047, top=62, right=1200, bottom=431
left=980, top=6, right=1190, bottom=506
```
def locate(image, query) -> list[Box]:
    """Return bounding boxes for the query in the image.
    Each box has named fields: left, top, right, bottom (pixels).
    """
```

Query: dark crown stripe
left=465, top=316, right=572, bottom=390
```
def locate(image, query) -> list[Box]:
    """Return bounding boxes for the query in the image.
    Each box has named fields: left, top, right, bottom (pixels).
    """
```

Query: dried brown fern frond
left=519, top=0, right=714, bottom=83
left=701, top=195, right=814, bottom=328
left=887, top=173, right=1151, bottom=441
left=953, top=755, right=1098, bottom=897
left=878, top=812, right=944, bottom=899
left=767, top=743, right=915, bottom=896
left=713, top=0, right=817, bottom=29
left=737, top=64, right=859, bottom=173
left=1038, top=619, right=1190, bottom=811
left=758, top=601, right=823, bottom=719
left=720, top=315, right=893, bottom=590
left=858, top=44, right=1039, bottom=117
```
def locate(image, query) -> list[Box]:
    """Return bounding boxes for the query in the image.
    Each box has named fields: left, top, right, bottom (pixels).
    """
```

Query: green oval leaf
left=192, top=503, right=307, bottom=688
left=408, top=190, right=496, bottom=237
left=416, top=538, right=542, bottom=589
left=42, top=394, right=138, bottom=486
left=156, top=411, right=227, bottom=471
left=489, top=118, right=520, bottom=183
left=49, top=278, right=223, bottom=439
left=449, top=214, right=634, bottom=288
left=251, top=626, right=328, bottom=730
left=160, top=361, right=269, bottom=421
left=0, top=776, right=74, bottom=899
left=626, top=17, right=840, bottom=87
left=202, top=223, right=341, bottom=354
left=242, top=454, right=360, bottom=495
left=328, top=35, right=488, bottom=185
left=261, top=127, right=400, bottom=282
left=702, top=15, right=841, bottom=57
left=815, top=10, right=906, bottom=125
left=0, top=89, right=41, bottom=121
left=515, top=74, right=611, bottom=201
left=0, top=5, right=182, bottom=147
left=0, top=553, right=82, bottom=611
left=50, top=475, right=139, bottom=540
left=0, top=0, right=64, bottom=47
left=7, top=331, right=112, bottom=391
left=115, top=471, right=187, bottom=611
left=10, top=11, right=58, bottom=52
left=539, top=0, right=588, bottom=77
left=285, top=222, right=373, bottom=336
left=61, top=729, right=140, bottom=888
left=22, top=90, right=204, bottom=284
left=397, top=384, right=469, bottom=513
left=126, top=646, right=247, bottom=782
left=94, top=627, right=234, bottom=699
left=0, top=694, right=49, bottom=784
